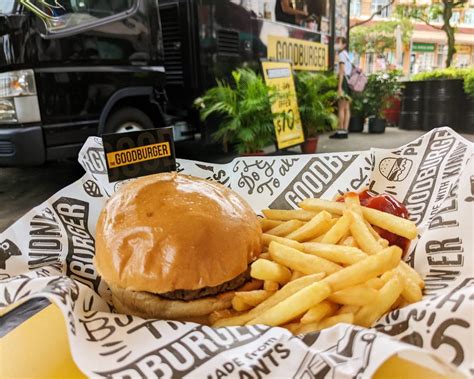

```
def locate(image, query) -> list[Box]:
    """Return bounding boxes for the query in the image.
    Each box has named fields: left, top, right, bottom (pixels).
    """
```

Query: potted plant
left=194, top=68, right=275, bottom=155
left=295, top=71, right=338, bottom=153
left=364, top=70, right=402, bottom=133
left=464, top=70, right=474, bottom=132
left=349, top=91, right=366, bottom=132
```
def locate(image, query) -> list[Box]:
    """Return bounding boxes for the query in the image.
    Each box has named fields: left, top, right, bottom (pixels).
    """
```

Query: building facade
left=350, top=0, right=474, bottom=75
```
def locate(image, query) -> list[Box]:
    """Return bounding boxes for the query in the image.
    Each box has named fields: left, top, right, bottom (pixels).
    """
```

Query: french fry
left=262, top=209, right=318, bottom=221
left=260, top=218, right=284, bottom=232
left=280, top=323, right=301, bottom=334
left=266, top=219, right=305, bottom=237
left=286, top=211, right=333, bottom=242
left=300, top=300, right=338, bottom=324
left=344, top=193, right=362, bottom=214
left=259, top=252, right=270, bottom=260
left=337, top=304, right=359, bottom=315
left=209, top=309, right=242, bottom=325
left=299, top=198, right=345, bottom=215
left=262, top=234, right=304, bottom=250
left=301, top=199, right=418, bottom=240
left=397, top=266, right=423, bottom=303
left=246, top=281, right=331, bottom=326
left=318, top=313, right=354, bottom=329
left=309, top=234, right=325, bottom=243
left=355, top=273, right=404, bottom=327
left=269, top=242, right=342, bottom=275
left=251, top=259, right=292, bottom=284
left=399, top=261, right=425, bottom=289
left=290, top=271, right=305, bottom=280
left=298, top=313, right=354, bottom=334
left=320, top=211, right=352, bottom=244
left=366, top=277, right=385, bottom=290
left=364, top=219, right=382, bottom=240
left=321, top=246, right=402, bottom=292
left=295, top=322, right=320, bottom=334
left=213, top=273, right=325, bottom=327
left=378, top=238, right=389, bottom=248
left=302, top=242, right=368, bottom=265
left=263, top=281, right=279, bottom=291
left=349, top=210, right=383, bottom=255
left=362, top=220, right=390, bottom=248
left=380, top=269, right=396, bottom=283
left=340, top=236, right=358, bottom=247
left=391, top=295, right=404, bottom=310
left=362, top=206, right=418, bottom=240
left=232, top=296, right=252, bottom=312
left=234, top=290, right=274, bottom=307
left=329, top=284, right=378, bottom=306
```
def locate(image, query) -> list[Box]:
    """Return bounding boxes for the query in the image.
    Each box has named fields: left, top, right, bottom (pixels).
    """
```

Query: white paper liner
left=1, top=127, right=473, bottom=378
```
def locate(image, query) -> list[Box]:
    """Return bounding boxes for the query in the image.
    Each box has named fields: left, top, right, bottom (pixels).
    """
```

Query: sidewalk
left=294, top=127, right=474, bottom=154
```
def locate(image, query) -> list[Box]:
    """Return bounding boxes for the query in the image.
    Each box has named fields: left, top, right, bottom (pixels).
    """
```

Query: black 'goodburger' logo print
left=379, top=157, right=413, bottom=182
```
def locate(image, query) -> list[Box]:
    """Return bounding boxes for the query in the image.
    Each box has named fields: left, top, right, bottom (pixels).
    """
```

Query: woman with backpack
left=330, top=36, right=352, bottom=139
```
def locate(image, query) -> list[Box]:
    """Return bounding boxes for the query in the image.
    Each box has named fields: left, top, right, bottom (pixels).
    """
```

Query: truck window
left=19, top=0, right=135, bottom=34
left=1, top=0, right=16, bottom=14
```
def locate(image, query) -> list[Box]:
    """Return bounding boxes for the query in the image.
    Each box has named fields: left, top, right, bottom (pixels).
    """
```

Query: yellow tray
left=0, top=304, right=451, bottom=379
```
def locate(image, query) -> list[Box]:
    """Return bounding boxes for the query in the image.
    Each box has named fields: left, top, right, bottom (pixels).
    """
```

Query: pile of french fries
left=211, top=193, right=424, bottom=334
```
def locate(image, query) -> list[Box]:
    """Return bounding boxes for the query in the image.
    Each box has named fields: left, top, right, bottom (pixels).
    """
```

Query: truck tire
left=105, top=107, right=154, bottom=133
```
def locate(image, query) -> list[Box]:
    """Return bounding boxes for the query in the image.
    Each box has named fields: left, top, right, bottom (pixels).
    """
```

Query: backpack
left=347, top=66, right=368, bottom=93
left=342, top=51, right=367, bottom=93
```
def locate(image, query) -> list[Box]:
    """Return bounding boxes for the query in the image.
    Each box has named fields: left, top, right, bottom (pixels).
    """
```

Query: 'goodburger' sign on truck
left=267, top=35, right=328, bottom=71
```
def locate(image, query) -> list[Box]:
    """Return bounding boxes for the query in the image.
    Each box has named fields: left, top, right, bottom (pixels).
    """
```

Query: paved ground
left=1, top=127, right=473, bottom=232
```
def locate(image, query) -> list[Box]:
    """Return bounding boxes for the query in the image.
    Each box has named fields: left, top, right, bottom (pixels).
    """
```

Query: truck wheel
left=105, top=107, right=154, bottom=133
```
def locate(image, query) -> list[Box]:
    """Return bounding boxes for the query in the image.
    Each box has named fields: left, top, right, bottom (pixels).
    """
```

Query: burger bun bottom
left=110, top=284, right=234, bottom=324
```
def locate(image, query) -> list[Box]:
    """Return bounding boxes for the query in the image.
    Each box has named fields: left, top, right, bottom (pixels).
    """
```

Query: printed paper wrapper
left=1, top=127, right=473, bottom=378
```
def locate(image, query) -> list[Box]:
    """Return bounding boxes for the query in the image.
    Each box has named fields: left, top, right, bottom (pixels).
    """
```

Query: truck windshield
left=0, top=0, right=15, bottom=14
left=19, top=0, right=134, bottom=32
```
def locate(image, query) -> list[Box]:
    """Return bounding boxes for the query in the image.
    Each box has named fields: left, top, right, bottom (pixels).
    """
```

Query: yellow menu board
left=262, top=61, right=305, bottom=150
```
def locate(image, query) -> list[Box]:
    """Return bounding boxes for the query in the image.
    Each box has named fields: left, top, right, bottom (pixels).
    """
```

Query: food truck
left=0, top=0, right=349, bottom=165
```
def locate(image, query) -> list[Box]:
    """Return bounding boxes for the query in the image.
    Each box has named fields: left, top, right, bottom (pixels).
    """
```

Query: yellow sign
left=455, top=45, right=471, bottom=55
left=267, top=35, right=328, bottom=71
left=106, top=142, right=171, bottom=168
left=262, top=61, right=305, bottom=150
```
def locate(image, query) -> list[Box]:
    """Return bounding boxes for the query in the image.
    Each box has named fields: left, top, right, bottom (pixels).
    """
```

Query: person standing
left=330, top=36, right=352, bottom=139
left=275, top=0, right=308, bottom=25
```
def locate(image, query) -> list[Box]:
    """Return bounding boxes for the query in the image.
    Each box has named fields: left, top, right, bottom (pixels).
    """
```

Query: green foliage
left=350, top=91, right=367, bottom=117
left=195, top=68, right=275, bottom=154
left=350, top=20, right=413, bottom=55
left=294, top=71, right=338, bottom=137
left=463, top=70, right=474, bottom=98
left=363, top=70, right=403, bottom=118
left=395, top=1, right=467, bottom=67
left=411, top=67, right=473, bottom=81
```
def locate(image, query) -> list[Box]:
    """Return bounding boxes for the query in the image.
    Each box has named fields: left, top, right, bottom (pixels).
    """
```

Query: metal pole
left=346, top=0, right=351, bottom=48
left=329, top=0, right=336, bottom=71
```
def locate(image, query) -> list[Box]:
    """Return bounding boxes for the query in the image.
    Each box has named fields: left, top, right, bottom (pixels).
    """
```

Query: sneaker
left=329, top=131, right=348, bottom=139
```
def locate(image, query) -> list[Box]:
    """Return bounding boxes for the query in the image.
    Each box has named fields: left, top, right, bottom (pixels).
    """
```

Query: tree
left=396, top=0, right=468, bottom=67
left=350, top=19, right=413, bottom=56
left=351, top=0, right=397, bottom=28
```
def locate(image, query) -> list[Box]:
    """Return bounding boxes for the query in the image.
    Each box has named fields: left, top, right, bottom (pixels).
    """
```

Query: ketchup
left=337, top=190, right=410, bottom=254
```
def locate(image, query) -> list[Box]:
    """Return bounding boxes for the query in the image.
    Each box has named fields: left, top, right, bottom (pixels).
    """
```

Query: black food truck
left=0, top=0, right=348, bottom=165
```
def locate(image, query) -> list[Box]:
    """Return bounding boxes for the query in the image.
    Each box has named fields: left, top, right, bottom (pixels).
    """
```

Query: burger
left=94, top=172, right=262, bottom=322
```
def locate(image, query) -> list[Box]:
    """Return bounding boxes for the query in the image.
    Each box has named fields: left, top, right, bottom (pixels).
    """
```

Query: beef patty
left=157, top=267, right=251, bottom=301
